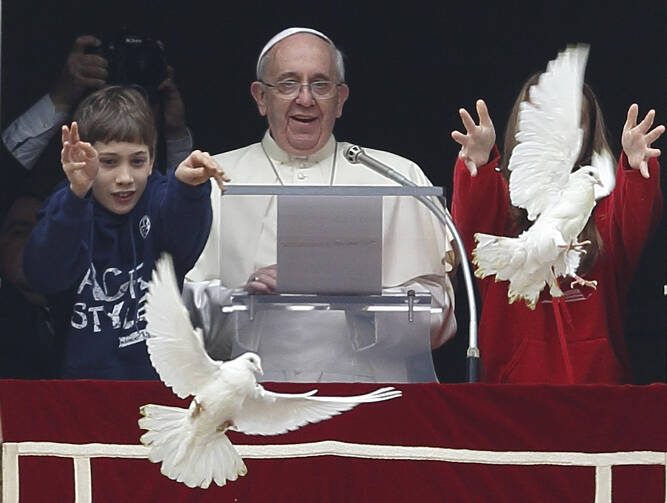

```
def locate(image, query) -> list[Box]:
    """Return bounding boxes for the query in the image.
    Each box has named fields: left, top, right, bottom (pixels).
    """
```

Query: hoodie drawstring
left=128, top=219, right=141, bottom=332
left=552, top=296, right=575, bottom=383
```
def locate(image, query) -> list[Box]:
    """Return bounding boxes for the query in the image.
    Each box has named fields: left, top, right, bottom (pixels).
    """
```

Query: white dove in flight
left=138, top=254, right=402, bottom=489
left=472, top=45, right=605, bottom=309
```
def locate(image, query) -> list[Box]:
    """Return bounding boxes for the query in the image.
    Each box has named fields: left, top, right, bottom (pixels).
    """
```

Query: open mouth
left=112, top=191, right=135, bottom=202
left=291, top=115, right=317, bottom=124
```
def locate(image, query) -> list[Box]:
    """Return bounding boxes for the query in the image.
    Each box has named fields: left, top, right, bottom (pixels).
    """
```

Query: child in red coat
left=451, top=78, right=663, bottom=384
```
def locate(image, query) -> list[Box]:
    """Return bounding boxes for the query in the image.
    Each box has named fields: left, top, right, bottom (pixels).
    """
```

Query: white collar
left=261, top=131, right=336, bottom=167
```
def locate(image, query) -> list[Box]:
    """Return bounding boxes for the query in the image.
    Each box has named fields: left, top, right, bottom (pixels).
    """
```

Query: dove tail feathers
left=139, top=404, right=247, bottom=489
left=472, top=233, right=523, bottom=280
left=473, top=232, right=544, bottom=309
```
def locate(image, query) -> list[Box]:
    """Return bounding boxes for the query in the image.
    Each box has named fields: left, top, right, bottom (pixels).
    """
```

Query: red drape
left=1, top=380, right=665, bottom=502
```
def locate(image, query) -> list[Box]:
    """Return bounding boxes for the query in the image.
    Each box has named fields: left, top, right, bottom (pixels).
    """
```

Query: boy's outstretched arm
left=174, top=150, right=230, bottom=190
left=156, top=150, right=227, bottom=280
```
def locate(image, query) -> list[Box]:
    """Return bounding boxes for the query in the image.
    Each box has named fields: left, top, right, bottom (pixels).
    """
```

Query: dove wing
left=145, top=254, right=221, bottom=399
left=234, top=386, right=402, bottom=436
left=508, top=45, right=590, bottom=221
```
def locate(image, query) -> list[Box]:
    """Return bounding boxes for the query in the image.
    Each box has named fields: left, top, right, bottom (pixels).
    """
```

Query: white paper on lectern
left=277, top=195, right=382, bottom=295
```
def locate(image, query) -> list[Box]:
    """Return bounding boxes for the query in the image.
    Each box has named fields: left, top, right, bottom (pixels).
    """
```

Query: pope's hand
left=246, top=264, right=277, bottom=293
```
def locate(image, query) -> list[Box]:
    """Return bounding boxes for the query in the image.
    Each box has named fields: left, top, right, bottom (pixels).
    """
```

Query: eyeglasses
left=260, top=79, right=342, bottom=99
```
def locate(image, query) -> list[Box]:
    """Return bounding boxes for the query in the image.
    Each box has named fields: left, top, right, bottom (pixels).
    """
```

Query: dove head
left=239, top=352, right=264, bottom=376
left=572, top=166, right=602, bottom=187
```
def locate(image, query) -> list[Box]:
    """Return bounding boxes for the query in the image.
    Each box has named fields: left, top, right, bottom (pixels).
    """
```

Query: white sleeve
left=2, top=94, right=69, bottom=170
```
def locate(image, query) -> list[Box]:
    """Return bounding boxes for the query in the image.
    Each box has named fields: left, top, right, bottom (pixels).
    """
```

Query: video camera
left=88, top=29, right=168, bottom=96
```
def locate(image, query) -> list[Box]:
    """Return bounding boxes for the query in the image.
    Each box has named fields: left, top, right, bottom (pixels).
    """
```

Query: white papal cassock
left=185, top=132, right=457, bottom=382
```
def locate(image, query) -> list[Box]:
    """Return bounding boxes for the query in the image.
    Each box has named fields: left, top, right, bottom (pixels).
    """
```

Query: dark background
left=2, top=0, right=664, bottom=382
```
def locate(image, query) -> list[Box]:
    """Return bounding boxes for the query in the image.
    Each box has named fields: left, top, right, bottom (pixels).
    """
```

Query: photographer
left=2, top=33, right=193, bottom=178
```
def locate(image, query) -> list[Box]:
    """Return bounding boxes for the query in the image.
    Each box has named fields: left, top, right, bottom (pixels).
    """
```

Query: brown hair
left=73, top=86, right=157, bottom=158
left=498, top=75, right=614, bottom=275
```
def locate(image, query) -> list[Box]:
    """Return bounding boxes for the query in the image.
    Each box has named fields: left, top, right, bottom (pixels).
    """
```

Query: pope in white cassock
left=185, top=27, right=457, bottom=382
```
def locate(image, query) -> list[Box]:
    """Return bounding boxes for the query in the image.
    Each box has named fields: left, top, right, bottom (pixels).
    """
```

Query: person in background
left=2, top=34, right=193, bottom=187
left=0, top=186, right=58, bottom=378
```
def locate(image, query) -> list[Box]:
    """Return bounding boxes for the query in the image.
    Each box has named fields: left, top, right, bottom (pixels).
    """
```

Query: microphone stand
left=345, top=145, right=480, bottom=383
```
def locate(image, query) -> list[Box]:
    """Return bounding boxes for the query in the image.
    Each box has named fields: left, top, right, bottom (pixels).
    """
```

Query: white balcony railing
left=3, top=440, right=666, bottom=503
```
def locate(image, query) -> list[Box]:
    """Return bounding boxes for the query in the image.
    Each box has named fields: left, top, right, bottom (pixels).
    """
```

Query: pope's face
left=251, top=33, right=349, bottom=156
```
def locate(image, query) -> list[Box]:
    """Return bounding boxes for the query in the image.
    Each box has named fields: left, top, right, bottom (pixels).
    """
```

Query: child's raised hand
left=175, top=150, right=230, bottom=190
left=61, top=121, right=99, bottom=198
left=451, top=99, right=496, bottom=177
left=622, top=104, right=664, bottom=178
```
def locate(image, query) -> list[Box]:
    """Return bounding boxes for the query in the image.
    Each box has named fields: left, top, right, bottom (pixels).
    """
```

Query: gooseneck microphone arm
left=344, top=145, right=480, bottom=383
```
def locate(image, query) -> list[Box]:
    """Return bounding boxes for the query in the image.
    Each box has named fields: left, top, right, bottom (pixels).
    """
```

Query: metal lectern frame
left=221, top=185, right=480, bottom=382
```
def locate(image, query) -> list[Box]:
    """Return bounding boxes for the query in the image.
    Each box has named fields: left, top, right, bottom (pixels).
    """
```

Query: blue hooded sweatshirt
left=24, top=171, right=212, bottom=379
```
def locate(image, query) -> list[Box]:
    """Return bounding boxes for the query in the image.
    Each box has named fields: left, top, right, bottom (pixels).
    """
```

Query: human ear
left=250, top=81, right=267, bottom=116
left=335, top=84, right=350, bottom=118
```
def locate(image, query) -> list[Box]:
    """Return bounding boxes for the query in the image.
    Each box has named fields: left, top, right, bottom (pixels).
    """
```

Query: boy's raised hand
left=451, top=99, right=496, bottom=177
left=622, top=104, right=664, bottom=178
left=175, top=150, right=230, bottom=191
left=61, top=121, right=99, bottom=198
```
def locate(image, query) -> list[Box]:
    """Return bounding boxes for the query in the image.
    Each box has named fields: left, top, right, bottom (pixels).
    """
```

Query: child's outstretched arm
left=61, top=121, right=99, bottom=197
left=622, top=104, right=665, bottom=178
left=451, top=99, right=496, bottom=177
left=174, top=150, right=230, bottom=190
left=601, top=104, right=664, bottom=269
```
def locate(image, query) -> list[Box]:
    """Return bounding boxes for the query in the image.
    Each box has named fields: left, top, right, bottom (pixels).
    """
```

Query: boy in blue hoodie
left=24, top=86, right=228, bottom=379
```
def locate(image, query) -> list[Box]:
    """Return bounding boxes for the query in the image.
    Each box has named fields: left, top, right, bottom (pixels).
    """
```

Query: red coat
left=452, top=149, right=662, bottom=383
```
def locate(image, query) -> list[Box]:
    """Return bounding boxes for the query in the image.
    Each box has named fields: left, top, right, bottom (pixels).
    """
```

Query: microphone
left=344, top=143, right=481, bottom=382
left=344, top=145, right=415, bottom=187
